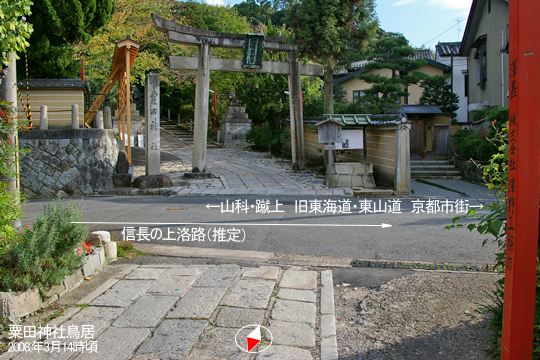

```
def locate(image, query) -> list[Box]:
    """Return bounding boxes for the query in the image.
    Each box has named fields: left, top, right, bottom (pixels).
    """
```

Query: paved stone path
left=3, top=264, right=337, bottom=360
left=129, top=130, right=353, bottom=197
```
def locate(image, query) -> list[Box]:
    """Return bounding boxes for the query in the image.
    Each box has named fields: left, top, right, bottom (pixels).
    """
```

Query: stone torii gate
left=152, top=14, right=323, bottom=176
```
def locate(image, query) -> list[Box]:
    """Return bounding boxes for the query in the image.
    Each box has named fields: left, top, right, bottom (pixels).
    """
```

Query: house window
left=352, top=90, right=364, bottom=103
left=464, top=74, right=469, bottom=97
left=488, top=0, right=491, bottom=13
left=474, top=44, right=487, bottom=89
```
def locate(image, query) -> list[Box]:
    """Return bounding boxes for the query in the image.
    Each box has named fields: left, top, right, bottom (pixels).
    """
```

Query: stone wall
left=455, top=159, right=487, bottom=184
left=19, top=129, right=119, bottom=198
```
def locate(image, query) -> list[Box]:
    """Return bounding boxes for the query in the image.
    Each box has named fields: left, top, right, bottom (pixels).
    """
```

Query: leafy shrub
left=452, top=129, right=497, bottom=161
left=0, top=201, right=89, bottom=297
left=246, top=124, right=289, bottom=156
left=452, top=107, right=508, bottom=162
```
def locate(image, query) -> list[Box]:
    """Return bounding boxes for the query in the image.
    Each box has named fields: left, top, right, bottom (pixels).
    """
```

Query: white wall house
left=435, top=42, right=468, bottom=123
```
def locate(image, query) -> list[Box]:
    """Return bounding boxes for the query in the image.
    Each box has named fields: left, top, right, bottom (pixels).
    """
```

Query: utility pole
left=0, top=53, right=21, bottom=227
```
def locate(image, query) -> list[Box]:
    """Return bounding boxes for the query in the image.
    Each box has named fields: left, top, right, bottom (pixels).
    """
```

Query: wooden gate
left=433, top=125, right=449, bottom=158
left=410, top=120, right=423, bottom=159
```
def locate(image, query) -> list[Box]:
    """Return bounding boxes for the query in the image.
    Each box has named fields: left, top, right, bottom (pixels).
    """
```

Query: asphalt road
left=21, top=195, right=499, bottom=265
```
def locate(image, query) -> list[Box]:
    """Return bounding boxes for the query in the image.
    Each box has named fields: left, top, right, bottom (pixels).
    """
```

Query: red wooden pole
left=81, top=58, right=85, bottom=82
left=501, top=0, right=540, bottom=358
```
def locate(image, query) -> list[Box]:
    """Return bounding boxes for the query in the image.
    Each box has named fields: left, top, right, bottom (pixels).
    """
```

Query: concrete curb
left=320, top=270, right=338, bottom=360
left=132, top=243, right=354, bottom=268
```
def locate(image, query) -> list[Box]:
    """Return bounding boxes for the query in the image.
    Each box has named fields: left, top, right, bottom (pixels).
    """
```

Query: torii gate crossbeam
left=152, top=14, right=323, bottom=173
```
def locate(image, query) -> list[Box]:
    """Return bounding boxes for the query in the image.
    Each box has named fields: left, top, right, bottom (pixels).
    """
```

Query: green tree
left=289, top=0, right=377, bottom=114
left=20, top=0, right=115, bottom=78
left=0, top=0, right=33, bottom=66
left=234, top=0, right=292, bottom=28
left=357, top=31, right=428, bottom=114
left=419, top=75, right=459, bottom=115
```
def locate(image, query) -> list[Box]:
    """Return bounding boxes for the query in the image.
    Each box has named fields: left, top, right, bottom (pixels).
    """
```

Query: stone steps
left=411, top=160, right=461, bottom=178
left=160, top=119, right=221, bottom=148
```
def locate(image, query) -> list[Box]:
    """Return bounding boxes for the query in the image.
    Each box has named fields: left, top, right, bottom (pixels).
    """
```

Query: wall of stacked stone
left=18, top=129, right=119, bottom=198
left=455, top=159, right=487, bottom=184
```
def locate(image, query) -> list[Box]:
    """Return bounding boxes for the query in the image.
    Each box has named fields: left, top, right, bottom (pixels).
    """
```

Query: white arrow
left=206, top=204, right=221, bottom=209
left=73, top=221, right=392, bottom=228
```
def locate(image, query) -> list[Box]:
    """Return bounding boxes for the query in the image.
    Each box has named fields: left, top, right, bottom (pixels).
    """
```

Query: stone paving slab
left=167, top=266, right=207, bottom=276
left=321, top=336, right=339, bottom=360
left=271, top=299, right=316, bottom=324
left=255, top=345, right=314, bottom=360
left=277, top=288, right=316, bottom=303
left=221, top=279, right=275, bottom=309
left=3, top=266, right=336, bottom=360
left=147, top=275, right=197, bottom=296
left=321, top=314, right=337, bottom=338
left=77, top=278, right=119, bottom=305
left=267, top=320, right=316, bottom=347
left=134, top=319, right=207, bottom=360
left=73, top=327, right=150, bottom=360
left=242, top=266, right=280, bottom=280
left=90, top=280, right=153, bottom=307
left=123, top=267, right=167, bottom=280
left=167, top=287, right=227, bottom=319
left=279, top=270, right=318, bottom=290
left=44, top=306, right=124, bottom=345
left=185, top=327, right=251, bottom=360
left=194, top=266, right=240, bottom=287
left=112, top=295, right=179, bottom=328
left=214, top=307, right=266, bottom=328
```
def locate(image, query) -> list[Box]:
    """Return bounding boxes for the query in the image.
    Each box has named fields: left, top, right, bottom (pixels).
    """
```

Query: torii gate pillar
left=192, top=41, right=211, bottom=173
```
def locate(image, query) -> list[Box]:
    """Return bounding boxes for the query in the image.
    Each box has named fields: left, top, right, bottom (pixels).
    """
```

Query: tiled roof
left=405, top=50, right=434, bottom=61
left=16, top=79, right=90, bottom=93
left=350, top=50, right=435, bottom=68
left=350, top=59, right=372, bottom=69
left=436, top=42, right=461, bottom=57
left=401, top=105, right=443, bottom=115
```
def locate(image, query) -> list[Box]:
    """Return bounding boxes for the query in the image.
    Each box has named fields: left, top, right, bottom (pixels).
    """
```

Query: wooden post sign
left=501, top=0, right=540, bottom=358
left=316, top=119, right=342, bottom=188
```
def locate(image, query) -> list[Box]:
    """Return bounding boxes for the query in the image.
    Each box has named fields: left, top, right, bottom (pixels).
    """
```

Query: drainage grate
left=350, top=259, right=496, bottom=272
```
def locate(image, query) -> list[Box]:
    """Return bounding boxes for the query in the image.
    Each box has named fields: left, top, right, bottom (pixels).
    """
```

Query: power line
left=422, top=17, right=468, bottom=47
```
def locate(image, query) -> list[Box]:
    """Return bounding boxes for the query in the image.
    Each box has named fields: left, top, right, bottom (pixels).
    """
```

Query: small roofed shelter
left=16, top=79, right=89, bottom=128
left=315, top=118, right=342, bottom=144
left=85, top=36, right=140, bottom=166
left=322, top=114, right=371, bottom=161
left=402, top=105, right=453, bottom=159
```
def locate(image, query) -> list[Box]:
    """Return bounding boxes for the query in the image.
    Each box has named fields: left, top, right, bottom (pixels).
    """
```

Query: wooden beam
left=170, top=56, right=323, bottom=76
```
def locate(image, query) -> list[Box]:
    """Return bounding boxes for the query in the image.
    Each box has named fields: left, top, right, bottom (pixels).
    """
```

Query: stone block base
left=114, top=174, right=132, bottom=187
left=184, top=172, right=212, bottom=179
left=134, top=175, right=173, bottom=189
left=220, top=106, right=252, bottom=149
left=327, top=162, right=376, bottom=188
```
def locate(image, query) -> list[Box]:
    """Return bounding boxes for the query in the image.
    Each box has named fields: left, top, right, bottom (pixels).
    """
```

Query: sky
left=206, top=0, right=474, bottom=50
